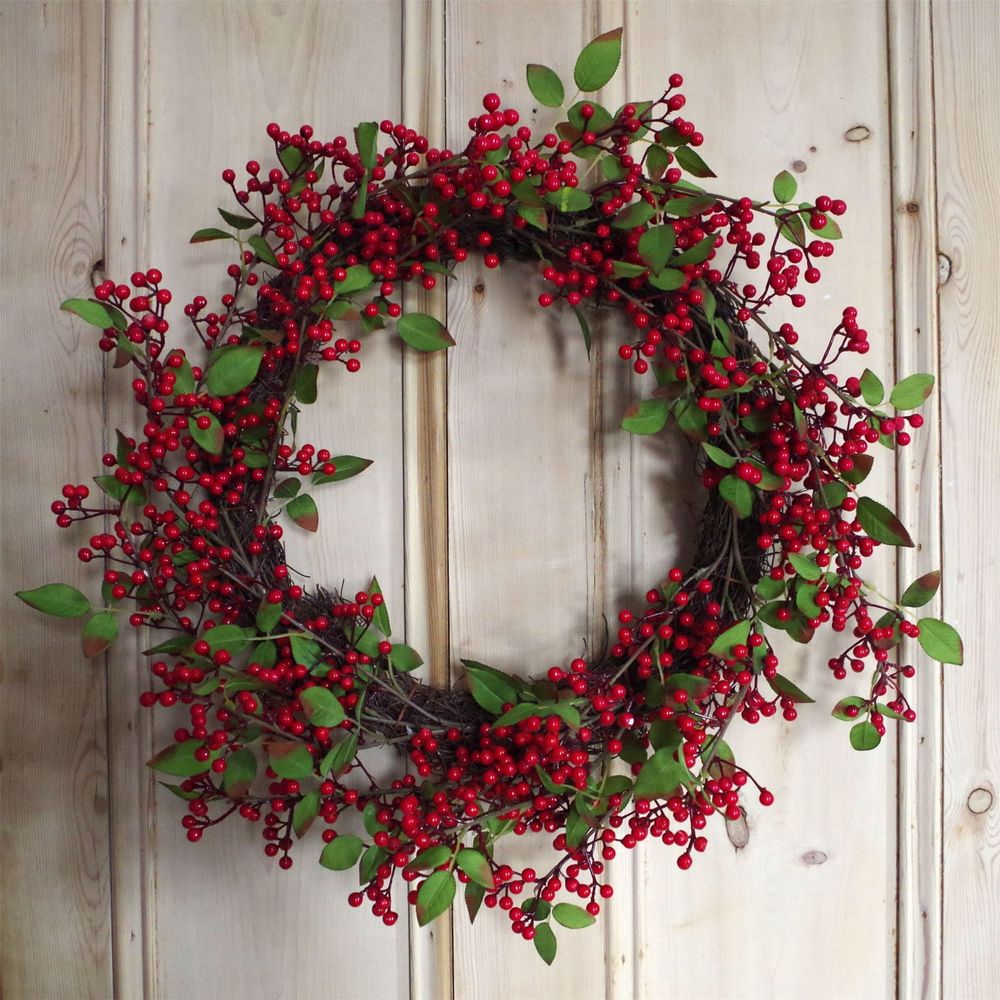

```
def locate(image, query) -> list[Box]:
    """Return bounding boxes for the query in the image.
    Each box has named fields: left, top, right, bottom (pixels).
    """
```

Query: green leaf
left=756, top=575, right=786, bottom=600
left=190, top=227, right=235, bottom=244
left=286, top=493, right=319, bottom=532
left=646, top=143, right=670, bottom=180
left=850, top=720, right=882, bottom=751
left=292, top=790, right=321, bottom=838
left=777, top=211, right=806, bottom=247
left=831, top=695, right=867, bottom=721
left=766, top=672, right=815, bottom=704
left=147, top=739, right=217, bottom=777
left=463, top=660, right=520, bottom=715
left=671, top=236, right=715, bottom=266
left=385, top=642, right=422, bottom=672
left=842, top=453, right=873, bottom=485
left=312, top=455, right=373, bottom=485
left=517, top=205, right=548, bottom=231
left=274, top=478, right=300, bottom=499
left=565, top=804, right=591, bottom=848
left=200, top=624, right=254, bottom=656
left=788, top=552, right=823, bottom=581
left=398, top=312, right=456, bottom=352
left=82, top=611, right=118, bottom=657
left=621, top=397, right=669, bottom=435
left=416, top=869, right=456, bottom=926
left=294, top=363, right=318, bottom=404
left=674, top=145, right=715, bottom=178
left=546, top=187, right=592, bottom=213
left=647, top=268, right=686, bottom=292
left=218, top=207, right=258, bottom=230
left=300, top=686, right=346, bottom=728
left=358, top=845, right=388, bottom=884
left=526, top=63, right=565, bottom=107
left=708, top=620, right=751, bottom=658
left=222, top=747, right=257, bottom=797
left=248, top=234, right=279, bottom=267
left=574, top=26, right=622, bottom=91
left=465, top=881, right=486, bottom=924
left=900, top=570, right=941, bottom=608
left=803, top=211, right=843, bottom=239
left=94, top=474, right=141, bottom=506
left=702, top=442, right=737, bottom=468
left=17, top=583, right=91, bottom=618
left=611, top=199, right=656, bottom=230
left=278, top=144, right=304, bottom=175
left=772, top=170, right=797, bottom=204
left=553, top=902, right=596, bottom=929
left=917, top=617, right=963, bottom=664
left=320, top=834, right=365, bottom=871
left=410, top=845, right=453, bottom=871
left=60, top=298, right=118, bottom=328
left=456, top=848, right=495, bottom=889
left=369, top=576, right=391, bottom=636
left=795, top=582, right=822, bottom=619
left=637, top=224, right=676, bottom=274
left=719, top=475, right=754, bottom=518
left=860, top=369, right=885, bottom=407
left=533, top=921, right=558, bottom=965
left=612, top=261, right=647, bottom=278
left=890, top=373, right=935, bottom=410
left=190, top=410, right=224, bottom=455
left=857, top=497, right=914, bottom=547
left=334, top=264, right=375, bottom=296
left=266, top=741, right=314, bottom=779
left=206, top=344, right=264, bottom=396
left=634, top=746, right=688, bottom=801
left=355, top=121, right=378, bottom=170
left=664, top=195, right=716, bottom=219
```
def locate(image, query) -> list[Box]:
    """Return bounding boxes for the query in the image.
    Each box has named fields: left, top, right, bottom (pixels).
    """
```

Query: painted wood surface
left=0, top=2, right=997, bottom=998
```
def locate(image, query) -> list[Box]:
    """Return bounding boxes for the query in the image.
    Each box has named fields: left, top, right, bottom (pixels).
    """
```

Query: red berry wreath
left=18, top=28, right=963, bottom=963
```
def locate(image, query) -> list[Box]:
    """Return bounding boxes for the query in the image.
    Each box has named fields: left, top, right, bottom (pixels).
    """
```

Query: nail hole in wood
left=967, top=787, right=993, bottom=815
left=844, top=124, right=872, bottom=142
left=903, top=201, right=919, bottom=214
left=791, top=160, right=807, bottom=173
left=802, top=849, right=827, bottom=865
left=473, top=280, right=486, bottom=295
left=90, top=258, right=106, bottom=291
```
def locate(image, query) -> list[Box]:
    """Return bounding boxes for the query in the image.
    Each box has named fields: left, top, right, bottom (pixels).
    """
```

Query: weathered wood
left=0, top=2, right=112, bottom=997
left=887, top=2, right=944, bottom=997
left=134, top=3, right=409, bottom=997
left=628, top=3, right=898, bottom=997
left=934, top=1, right=1000, bottom=996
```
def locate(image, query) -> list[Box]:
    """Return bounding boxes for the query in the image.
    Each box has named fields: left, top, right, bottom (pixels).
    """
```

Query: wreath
left=18, top=28, right=963, bottom=963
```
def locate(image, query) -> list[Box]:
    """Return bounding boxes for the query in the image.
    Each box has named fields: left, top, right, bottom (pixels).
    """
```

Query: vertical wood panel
left=934, top=1, right=1000, bottom=996
left=628, top=3, right=898, bottom=997
left=133, top=3, right=409, bottom=997
left=104, top=3, right=158, bottom=996
left=0, top=2, right=112, bottom=997
left=445, top=3, right=612, bottom=996
left=400, top=2, right=454, bottom=997
left=887, top=2, right=944, bottom=997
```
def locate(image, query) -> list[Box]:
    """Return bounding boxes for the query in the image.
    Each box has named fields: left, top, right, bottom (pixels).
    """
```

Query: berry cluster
left=21, top=29, right=961, bottom=963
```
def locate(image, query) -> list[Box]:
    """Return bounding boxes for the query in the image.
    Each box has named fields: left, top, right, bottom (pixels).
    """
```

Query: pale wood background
left=0, top=1, right=996, bottom=998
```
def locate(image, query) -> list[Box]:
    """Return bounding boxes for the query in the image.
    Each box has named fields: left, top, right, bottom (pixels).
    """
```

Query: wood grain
left=887, top=2, right=944, bottom=997
left=0, top=2, right=112, bottom=997
left=135, top=3, right=409, bottom=997
left=628, top=3, right=898, bottom=997
left=445, top=4, right=612, bottom=996
left=934, top=1, right=1000, bottom=996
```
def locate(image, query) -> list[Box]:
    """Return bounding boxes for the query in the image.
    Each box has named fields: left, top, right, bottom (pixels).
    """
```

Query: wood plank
left=400, top=3, right=454, bottom=998
left=137, top=3, right=409, bottom=997
left=886, top=2, right=944, bottom=997
left=627, top=4, right=899, bottom=997
left=0, top=2, right=112, bottom=997
left=445, top=3, right=614, bottom=995
left=933, top=2, right=1000, bottom=996
left=104, top=3, right=159, bottom=996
